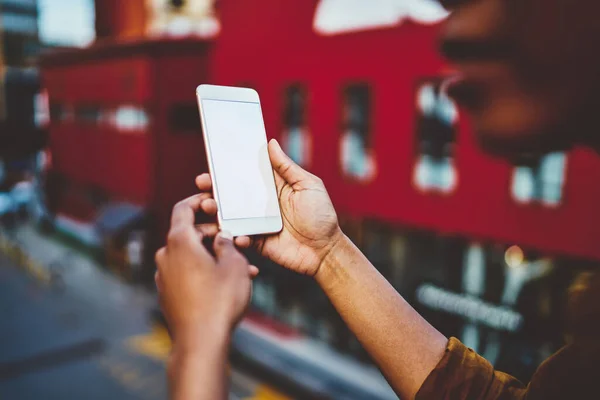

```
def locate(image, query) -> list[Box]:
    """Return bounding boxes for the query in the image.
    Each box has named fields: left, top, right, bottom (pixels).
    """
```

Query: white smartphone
left=196, top=84, right=283, bottom=237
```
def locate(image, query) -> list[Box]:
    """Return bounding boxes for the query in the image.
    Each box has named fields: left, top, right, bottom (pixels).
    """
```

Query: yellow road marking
left=0, top=235, right=51, bottom=284
left=246, top=385, right=291, bottom=400
left=127, top=324, right=172, bottom=362
left=127, top=326, right=290, bottom=399
left=97, top=355, right=165, bottom=397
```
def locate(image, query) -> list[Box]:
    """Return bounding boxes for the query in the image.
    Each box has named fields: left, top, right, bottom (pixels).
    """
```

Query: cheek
left=471, top=87, right=569, bottom=155
left=471, top=0, right=600, bottom=153
left=515, top=0, right=600, bottom=85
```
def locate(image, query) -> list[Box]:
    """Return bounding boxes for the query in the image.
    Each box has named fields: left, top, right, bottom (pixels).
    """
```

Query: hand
left=155, top=195, right=258, bottom=346
left=195, top=139, right=343, bottom=277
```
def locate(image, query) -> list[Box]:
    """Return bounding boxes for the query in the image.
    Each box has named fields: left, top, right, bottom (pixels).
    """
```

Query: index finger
left=195, top=173, right=213, bottom=191
left=170, top=194, right=208, bottom=229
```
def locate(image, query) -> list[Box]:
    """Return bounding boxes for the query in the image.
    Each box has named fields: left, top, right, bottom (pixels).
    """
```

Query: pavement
left=0, top=222, right=397, bottom=400
left=0, top=225, right=290, bottom=400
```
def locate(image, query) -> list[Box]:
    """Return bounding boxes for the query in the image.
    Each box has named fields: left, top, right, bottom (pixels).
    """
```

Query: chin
left=473, top=121, right=575, bottom=164
left=469, top=103, right=575, bottom=162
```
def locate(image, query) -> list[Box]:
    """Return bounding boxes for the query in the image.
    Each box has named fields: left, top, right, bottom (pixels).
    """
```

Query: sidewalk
left=1, top=222, right=397, bottom=400
left=0, top=222, right=157, bottom=343
left=234, top=318, right=397, bottom=399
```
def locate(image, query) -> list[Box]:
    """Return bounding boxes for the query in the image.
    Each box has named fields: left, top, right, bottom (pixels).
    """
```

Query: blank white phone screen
left=202, top=99, right=279, bottom=220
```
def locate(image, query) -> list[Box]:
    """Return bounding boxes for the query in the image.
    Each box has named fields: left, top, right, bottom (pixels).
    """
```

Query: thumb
left=268, top=139, right=307, bottom=185
left=214, top=231, right=245, bottom=265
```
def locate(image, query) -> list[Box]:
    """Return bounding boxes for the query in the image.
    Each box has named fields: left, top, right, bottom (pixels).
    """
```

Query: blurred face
left=440, top=0, right=600, bottom=159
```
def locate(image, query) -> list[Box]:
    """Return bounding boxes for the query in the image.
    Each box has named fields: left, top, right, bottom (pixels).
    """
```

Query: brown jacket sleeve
left=416, top=337, right=600, bottom=400
left=415, top=338, right=527, bottom=400
left=416, top=274, right=600, bottom=400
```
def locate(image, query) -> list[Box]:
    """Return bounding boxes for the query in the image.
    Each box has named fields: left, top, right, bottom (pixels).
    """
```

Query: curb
left=0, top=233, right=51, bottom=284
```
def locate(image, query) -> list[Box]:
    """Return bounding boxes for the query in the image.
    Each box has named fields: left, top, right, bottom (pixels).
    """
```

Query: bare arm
left=195, top=140, right=449, bottom=399
left=168, top=328, right=230, bottom=400
left=155, top=196, right=258, bottom=400
left=316, top=234, right=447, bottom=399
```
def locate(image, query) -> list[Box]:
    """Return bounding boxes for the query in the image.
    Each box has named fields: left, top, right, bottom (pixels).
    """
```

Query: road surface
left=0, top=252, right=289, bottom=400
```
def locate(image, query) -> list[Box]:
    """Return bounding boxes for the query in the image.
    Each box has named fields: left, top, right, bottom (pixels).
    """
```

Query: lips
left=445, top=76, right=484, bottom=110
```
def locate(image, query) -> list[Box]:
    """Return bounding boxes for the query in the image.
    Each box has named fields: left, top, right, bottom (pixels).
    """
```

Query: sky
left=37, top=0, right=96, bottom=47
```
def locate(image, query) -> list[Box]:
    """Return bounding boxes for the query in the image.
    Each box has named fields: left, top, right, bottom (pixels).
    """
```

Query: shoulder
left=527, top=339, right=600, bottom=400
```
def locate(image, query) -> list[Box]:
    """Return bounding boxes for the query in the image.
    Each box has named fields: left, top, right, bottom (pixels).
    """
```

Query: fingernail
left=220, top=230, right=233, bottom=241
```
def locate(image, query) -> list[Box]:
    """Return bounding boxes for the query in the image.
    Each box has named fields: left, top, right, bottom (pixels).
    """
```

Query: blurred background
left=1, top=1, right=599, bottom=399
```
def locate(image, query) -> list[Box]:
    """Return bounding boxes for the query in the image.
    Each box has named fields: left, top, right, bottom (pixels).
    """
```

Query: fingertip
left=234, top=236, right=251, bottom=248
left=214, top=231, right=234, bottom=252
left=249, top=265, right=259, bottom=278
left=219, top=230, right=234, bottom=241
left=200, top=198, right=217, bottom=215
left=196, top=223, right=218, bottom=238
left=195, top=173, right=212, bottom=190
left=269, top=138, right=282, bottom=153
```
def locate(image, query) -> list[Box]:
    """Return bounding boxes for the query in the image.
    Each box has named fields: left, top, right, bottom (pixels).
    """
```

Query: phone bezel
left=196, top=84, right=283, bottom=237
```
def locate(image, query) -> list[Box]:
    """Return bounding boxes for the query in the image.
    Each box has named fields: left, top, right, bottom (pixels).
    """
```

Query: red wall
left=210, top=0, right=600, bottom=261
left=44, top=58, right=153, bottom=210
left=151, top=53, right=211, bottom=240
left=43, top=44, right=210, bottom=237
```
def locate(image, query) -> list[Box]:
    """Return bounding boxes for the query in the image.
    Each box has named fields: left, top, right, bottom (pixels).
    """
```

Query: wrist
left=172, top=322, right=231, bottom=357
left=167, top=327, right=231, bottom=398
left=314, top=231, right=352, bottom=288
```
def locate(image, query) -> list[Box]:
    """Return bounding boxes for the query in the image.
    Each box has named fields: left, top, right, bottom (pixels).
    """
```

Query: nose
left=440, top=0, right=508, bottom=43
left=437, top=0, right=476, bottom=11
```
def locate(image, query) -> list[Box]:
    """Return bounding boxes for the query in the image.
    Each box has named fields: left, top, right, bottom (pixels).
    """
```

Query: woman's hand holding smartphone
left=196, top=138, right=343, bottom=278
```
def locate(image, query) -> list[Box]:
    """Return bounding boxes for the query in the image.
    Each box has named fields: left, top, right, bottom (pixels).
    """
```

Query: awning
left=95, top=202, right=145, bottom=236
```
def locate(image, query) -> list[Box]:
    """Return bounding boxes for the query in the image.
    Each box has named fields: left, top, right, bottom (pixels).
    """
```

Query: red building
left=41, top=0, right=600, bottom=382
left=41, top=38, right=211, bottom=278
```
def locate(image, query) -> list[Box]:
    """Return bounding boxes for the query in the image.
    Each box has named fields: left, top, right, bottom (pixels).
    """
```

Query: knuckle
left=155, top=248, right=166, bottom=266
left=173, top=200, right=186, bottom=212
left=231, top=251, right=248, bottom=265
left=215, top=236, right=233, bottom=248
left=167, top=228, right=189, bottom=246
left=314, top=176, right=324, bottom=186
left=219, top=246, right=242, bottom=261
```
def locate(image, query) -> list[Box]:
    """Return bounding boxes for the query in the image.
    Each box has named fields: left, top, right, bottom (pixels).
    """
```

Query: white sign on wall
left=313, top=0, right=448, bottom=35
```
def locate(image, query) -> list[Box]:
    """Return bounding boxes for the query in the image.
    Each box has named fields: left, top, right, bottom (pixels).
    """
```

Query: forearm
left=316, top=235, right=447, bottom=400
left=168, top=328, right=230, bottom=400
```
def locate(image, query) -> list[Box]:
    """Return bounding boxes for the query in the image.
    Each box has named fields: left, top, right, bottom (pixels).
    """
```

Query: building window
left=34, top=91, right=50, bottom=128
left=49, top=102, right=72, bottom=124
left=282, top=85, right=311, bottom=167
left=146, top=0, right=220, bottom=38
left=511, top=152, right=567, bottom=207
left=340, top=84, right=376, bottom=181
left=413, top=79, right=458, bottom=194
left=75, top=105, right=102, bottom=125
left=113, top=105, right=149, bottom=133
left=169, top=103, right=200, bottom=134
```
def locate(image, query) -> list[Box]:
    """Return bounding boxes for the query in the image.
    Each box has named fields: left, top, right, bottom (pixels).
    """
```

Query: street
left=0, top=223, right=396, bottom=400
left=0, top=250, right=288, bottom=400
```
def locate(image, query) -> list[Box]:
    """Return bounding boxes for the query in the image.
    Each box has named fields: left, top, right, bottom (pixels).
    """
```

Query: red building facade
left=41, top=0, right=600, bottom=381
